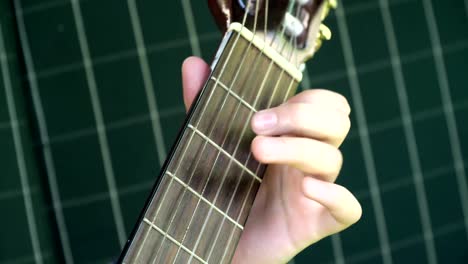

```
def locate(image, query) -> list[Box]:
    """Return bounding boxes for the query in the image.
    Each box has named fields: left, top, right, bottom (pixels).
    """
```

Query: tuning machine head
left=208, top=0, right=338, bottom=67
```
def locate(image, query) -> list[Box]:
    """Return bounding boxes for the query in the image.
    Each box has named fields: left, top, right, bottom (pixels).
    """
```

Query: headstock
left=208, top=0, right=337, bottom=70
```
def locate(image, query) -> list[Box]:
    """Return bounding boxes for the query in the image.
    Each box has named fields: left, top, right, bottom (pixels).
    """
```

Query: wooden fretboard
left=119, top=27, right=300, bottom=263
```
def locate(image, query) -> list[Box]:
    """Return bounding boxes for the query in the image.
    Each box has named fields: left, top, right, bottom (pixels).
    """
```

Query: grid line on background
left=30, top=34, right=468, bottom=95
left=182, top=0, right=202, bottom=57
left=377, top=1, right=438, bottom=264
left=17, top=0, right=413, bottom=83
left=16, top=0, right=416, bottom=25
left=3, top=149, right=464, bottom=221
left=421, top=0, right=468, bottom=241
left=0, top=22, right=43, bottom=264
left=331, top=235, right=345, bottom=264
left=355, top=161, right=468, bottom=201
left=335, top=4, right=393, bottom=264
left=1, top=0, right=467, bottom=263
left=126, top=0, right=168, bottom=166
left=332, top=220, right=465, bottom=264
left=347, top=98, right=468, bottom=141
left=37, top=105, right=184, bottom=147
left=0, top=38, right=459, bottom=154
left=30, top=31, right=220, bottom=81
left=465, top=0, right=468, bottom=20
left=13, top=0, right=75, bottom=263
left=70, top=0, right=127, bottom=247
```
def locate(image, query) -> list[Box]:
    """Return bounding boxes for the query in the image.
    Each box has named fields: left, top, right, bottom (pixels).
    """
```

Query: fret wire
left=133, top=12, right=301, bottom=263
left=172, top=5, right=267, bottom=261
left=184, top=3, right=270, bottom=261
left=160, top=8, right=273, bottom=261
left=207, top=51, right=280, bottom=262
left=181, top=43, right=271, bottom=263
left=142, top=218, right=207, bottom=264
left=210, top=76, right=258, bottom=113
left=220, top=78, right=297, bottom=261
left=191, top=21, right=299, bottom=259
left=153, top=41, right=260, bottom=264
left=157, top=33, right=262, bottom=263
left=166, top=171, right=244, bottom=230
left=188, top=124, right=262, bottom=183
left=134, top=13, right=255, bottom=262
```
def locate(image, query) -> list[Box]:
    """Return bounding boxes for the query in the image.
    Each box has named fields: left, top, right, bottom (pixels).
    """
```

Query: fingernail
left=252, top=110, right=277, bottom=131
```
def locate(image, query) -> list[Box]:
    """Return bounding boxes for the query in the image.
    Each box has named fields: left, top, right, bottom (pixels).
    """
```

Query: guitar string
left=188, top=0, right=284, bottom=261
left=219, top=3, right=304, bottom=260
left=203, top=0, right=296, bottom=261
left=169, top=1, right=266, bottom=262
left=146, top=0, right=266, bottom=262
left=207, top=2, right=302, bottom=262
left=171, top=1, right=300, bottom=261
left=133, top=1, right=254, bottom=261
left=148, top=15, right=256, bottom=264
left=202, top=1, right=300, bottom=262
left=167, top=2, right=266, bottom=263
left=138, top=0, right=305, bottom=262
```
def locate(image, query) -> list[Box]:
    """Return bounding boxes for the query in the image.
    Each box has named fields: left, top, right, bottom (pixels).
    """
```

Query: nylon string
left=171, top=2, right=269, bottom=262
left=219, top=3, right=302, bottom=258
left=140, top=0, right=264, bottom=261
left=136, top=0, right=302, bottom=262
left=134, top=0, right=256, bottom=260
left=191, top=1, right=281, bottom=261
left=189, top=1, right=300, bottom=261
left=209, top=1, right=301, bottom=262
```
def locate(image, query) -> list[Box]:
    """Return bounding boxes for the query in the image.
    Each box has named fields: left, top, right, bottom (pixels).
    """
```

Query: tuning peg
left=322, top=0, right=338, bottom=20
left=319, top=24, right=331, bottom=41
left=328, top=0, right=338, bottom=8
left=314, top=24, right=332, bottom=52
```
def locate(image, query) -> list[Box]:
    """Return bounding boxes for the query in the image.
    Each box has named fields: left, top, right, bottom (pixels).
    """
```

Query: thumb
left=182, top=56, right=211, bottom=111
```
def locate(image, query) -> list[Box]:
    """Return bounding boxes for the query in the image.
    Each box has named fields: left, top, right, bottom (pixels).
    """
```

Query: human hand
left=182, top=57, right=362, bottom=264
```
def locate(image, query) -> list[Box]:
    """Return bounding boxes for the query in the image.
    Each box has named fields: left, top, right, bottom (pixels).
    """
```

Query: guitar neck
left=119, top=23, right=300, bottom=264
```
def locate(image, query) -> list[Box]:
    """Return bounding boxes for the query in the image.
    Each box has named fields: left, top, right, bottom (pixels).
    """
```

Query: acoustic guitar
left=118, top=0, right=336, bottom=263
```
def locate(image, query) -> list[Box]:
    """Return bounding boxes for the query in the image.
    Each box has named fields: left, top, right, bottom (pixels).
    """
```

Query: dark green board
left=0, top=0, right=467, bottom=263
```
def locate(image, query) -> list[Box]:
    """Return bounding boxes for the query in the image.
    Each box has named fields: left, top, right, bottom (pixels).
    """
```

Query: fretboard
left=119, top=25, right=300, bottom=264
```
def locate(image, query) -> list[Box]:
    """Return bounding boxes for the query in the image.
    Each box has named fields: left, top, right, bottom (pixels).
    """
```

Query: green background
left=1, top=0, right=468, bottom=263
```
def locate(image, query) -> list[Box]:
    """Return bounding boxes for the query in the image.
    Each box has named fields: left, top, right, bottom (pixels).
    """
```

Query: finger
left=302, top=177, right=362, bottom=230
left=251, top=136, right=343, bottom=182
left=288, top=89, right=351, bottom=115
left=251, top=103, right=351, bottom=147
left=182, top=56, right=211, bottom=111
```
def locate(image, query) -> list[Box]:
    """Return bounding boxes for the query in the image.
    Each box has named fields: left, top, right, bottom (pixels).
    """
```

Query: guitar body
left=118, top=1, right=335, bottom=263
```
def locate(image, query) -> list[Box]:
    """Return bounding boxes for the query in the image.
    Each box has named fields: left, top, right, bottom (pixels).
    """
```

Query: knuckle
left=324, top=90, right=351, bottom=114
left=327, top=113, right=351, bottom=141
left=289, top=104, right=310, bottom=127
left=294, top=89, right=351, bottom=115
left=352, top=202, right=363, bottom=223
left=277, top=103, right=310, bottom=134
left=321, top=146, right=343, bottom=176
left=333, top=149, right=344, bottom=172
left=338, top=94, right=351, bottom=114
left=337, top=115, right=352, bottom=137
